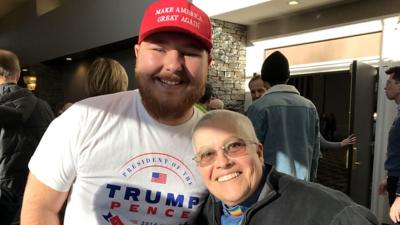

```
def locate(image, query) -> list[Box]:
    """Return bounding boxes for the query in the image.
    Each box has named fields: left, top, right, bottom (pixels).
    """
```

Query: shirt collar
left=265, top=84, right=300, bottom=96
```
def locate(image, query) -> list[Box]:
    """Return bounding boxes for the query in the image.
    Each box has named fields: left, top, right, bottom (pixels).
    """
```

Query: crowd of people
left=0, top=0, right=399, bottom=224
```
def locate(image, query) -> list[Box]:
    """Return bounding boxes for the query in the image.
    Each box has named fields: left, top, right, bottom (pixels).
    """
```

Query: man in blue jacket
left=0, top=49, right=54, bottom=225
left=246, top=51, right=320, bottom=181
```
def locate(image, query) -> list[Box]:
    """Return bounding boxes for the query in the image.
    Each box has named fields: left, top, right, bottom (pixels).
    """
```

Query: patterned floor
left=316, top=148, right=349, bottom=193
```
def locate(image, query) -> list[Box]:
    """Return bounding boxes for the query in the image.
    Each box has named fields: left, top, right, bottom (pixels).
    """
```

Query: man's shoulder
left=250, top=92, right=316, bottom=110
left=60, top=90, right=139, bottom=122
left=195, top=103, right=207, bottom=113
left=0, top=85, right=33, bottom=102
left=78, top=90, right=138, bottom=109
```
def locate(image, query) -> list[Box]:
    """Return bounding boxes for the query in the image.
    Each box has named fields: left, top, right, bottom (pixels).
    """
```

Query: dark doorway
left=289, top=63, right=377, bottom=207
left=289, top=71, right=351, bottom=193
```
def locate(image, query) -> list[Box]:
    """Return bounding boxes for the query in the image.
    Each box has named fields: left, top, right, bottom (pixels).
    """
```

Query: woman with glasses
left=192, top=110, right=377, bottom=225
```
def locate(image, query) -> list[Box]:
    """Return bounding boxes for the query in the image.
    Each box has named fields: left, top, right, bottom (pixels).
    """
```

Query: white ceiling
left=194, top=0, right=348, bottom=25
left=1, top=0, right=351, bottom=24
left=0, top=0, right=356, bottom=26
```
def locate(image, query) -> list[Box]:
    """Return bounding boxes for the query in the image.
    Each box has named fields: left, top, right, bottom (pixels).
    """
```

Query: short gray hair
left=193, top=109, right=258, bottom=142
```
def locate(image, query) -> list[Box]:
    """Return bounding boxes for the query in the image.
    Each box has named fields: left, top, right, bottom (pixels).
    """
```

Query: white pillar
left=370, top=16, right=400, bottom=224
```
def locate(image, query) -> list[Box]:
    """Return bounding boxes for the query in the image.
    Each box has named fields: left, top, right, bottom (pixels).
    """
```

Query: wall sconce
left=23, top=75, right=37, bottom=91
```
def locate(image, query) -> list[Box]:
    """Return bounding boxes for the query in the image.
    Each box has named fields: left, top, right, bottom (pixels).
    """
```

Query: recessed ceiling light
left=22, top=68, right=28, bottom=72
left=289, top=1, right=299, bottom=5
left=66, top=57, right=72, bottom=61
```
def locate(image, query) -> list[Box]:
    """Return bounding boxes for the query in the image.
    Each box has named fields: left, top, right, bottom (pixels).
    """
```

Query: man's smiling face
left=135, top=32, right=209, bottom=122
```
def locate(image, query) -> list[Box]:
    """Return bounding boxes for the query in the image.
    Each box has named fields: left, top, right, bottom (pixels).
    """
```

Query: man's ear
left=264, top=81, right=271, bottom=90
left=208, top=54, right=212, bottom=65
left=15, top=73, right=21, bottom=83
left=257, top=143, right=264, bottom=163
left=134, top=44, right=140, bottom=57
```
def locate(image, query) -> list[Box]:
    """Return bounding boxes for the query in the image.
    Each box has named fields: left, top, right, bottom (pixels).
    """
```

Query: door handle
left=352, top=147, right=361, bottom=167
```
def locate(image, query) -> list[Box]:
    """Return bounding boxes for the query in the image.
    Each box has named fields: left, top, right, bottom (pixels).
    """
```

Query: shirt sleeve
left=319, top=132, right=341, bottom=149
left=28, top=104, right=85, bottom=192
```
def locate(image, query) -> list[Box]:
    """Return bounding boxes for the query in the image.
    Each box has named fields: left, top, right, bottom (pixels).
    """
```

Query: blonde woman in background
left=87, top=57, right=128, bottom=97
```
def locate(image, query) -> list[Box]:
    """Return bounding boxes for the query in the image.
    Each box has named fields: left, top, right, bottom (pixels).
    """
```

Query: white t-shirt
left=29, top=90, right=208, bottom=225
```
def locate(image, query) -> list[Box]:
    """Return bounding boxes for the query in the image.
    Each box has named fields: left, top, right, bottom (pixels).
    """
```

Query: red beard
left=135, top=70, right=206, bottom=122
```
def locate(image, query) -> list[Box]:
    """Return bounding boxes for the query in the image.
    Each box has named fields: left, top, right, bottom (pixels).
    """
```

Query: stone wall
left=209, top=19, right=247, bottom=112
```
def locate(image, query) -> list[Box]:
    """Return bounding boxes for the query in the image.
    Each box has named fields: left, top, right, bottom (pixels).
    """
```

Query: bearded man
left=21, top=0, right=213, bottom=224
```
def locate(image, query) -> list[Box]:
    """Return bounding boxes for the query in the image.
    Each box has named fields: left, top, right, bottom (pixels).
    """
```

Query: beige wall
left=265, top=32, right=381, bottom=65
left=248, top=0, right=400, bottom=42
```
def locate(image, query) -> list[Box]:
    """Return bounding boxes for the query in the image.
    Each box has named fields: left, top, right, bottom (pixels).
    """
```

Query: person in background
left=193, top=110, right=378, bottom=225
left=196, top=82, right=213, bottom=113
left=320, top=133, right=356, bottom=149
left=86, top=57, right=129, bottom=97
left=320, top=113, right=328, bottom=137
left=249, top=73, right=357, bottom=155
left=326, top=113, right=337, bottom=141
left=248, top=75, right=356, bottom=152
left=246, top=51, right=320, bottom=181
left=0, top=49, right=54, bottom=225
left=56, top=102, right=73, bottom=116
left=208, top=98, right=224, bottom=110
left=57, top=58, right=128, bottom=116
left=377, top=66, right=400, bottom=223
left=21, top=0, right=213, bottom=224
left=248, top=74, right=269, bottom=101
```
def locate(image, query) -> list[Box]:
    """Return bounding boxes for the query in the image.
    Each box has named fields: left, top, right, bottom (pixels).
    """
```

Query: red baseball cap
left=138, top=0, right=213, bottom=53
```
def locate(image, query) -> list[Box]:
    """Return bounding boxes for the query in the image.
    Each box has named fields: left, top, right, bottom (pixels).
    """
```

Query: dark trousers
left=387, top=176, right=399, bottom=206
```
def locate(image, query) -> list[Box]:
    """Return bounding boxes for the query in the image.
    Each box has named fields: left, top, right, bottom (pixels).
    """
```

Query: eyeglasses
left=193, top=139, right=258, bottom=167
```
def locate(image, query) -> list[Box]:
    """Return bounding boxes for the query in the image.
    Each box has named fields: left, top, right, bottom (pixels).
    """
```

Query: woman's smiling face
left=193, top=117, right=264, bottom=207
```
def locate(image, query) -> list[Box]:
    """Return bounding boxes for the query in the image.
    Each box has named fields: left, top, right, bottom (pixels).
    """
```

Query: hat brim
left=139, top=26, right=212, bottom=53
